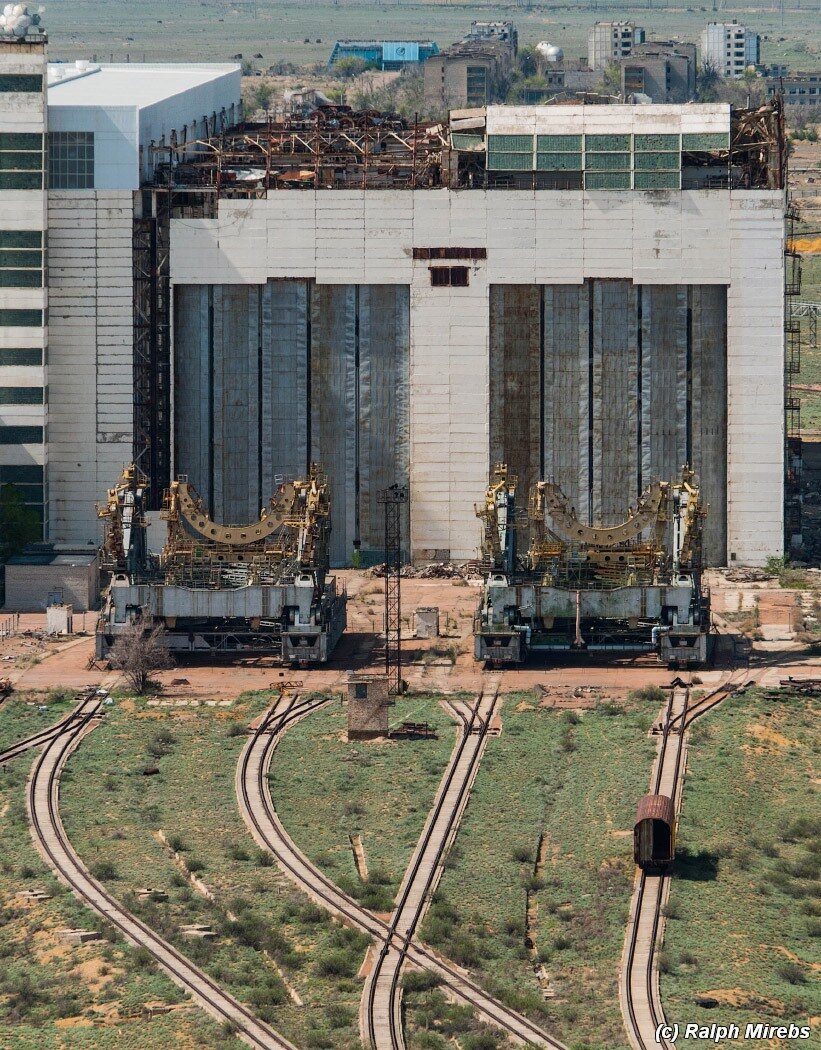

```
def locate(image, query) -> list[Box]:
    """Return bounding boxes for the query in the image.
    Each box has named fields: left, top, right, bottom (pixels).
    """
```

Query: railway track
left=621, top=626, right=804, bottom=1050
left=0, top=689, right=104, bottom=766
left=362, top=690, right=496, bottom=1050
left=237, top=691, right=566, bottom=1050
left=622, top=687, right=689, bottom=1050
left=27, top=696, right=298, bottom=1050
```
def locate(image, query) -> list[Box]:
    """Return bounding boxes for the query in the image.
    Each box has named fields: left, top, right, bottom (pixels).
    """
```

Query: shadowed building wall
left=489, top=281, right=727, bottom=564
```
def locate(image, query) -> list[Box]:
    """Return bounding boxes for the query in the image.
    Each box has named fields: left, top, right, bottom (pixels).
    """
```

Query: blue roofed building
left=328, top=40, right=439, bottom=71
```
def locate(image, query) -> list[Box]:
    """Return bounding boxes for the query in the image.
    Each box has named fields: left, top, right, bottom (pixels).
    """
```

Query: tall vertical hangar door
left=174, top=281, right=410, bottom=566
left=490, top=282, right=727, bottom=565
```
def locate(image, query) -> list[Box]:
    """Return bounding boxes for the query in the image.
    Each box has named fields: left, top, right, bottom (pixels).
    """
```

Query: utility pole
left=378, top=484, right=407, bottom=697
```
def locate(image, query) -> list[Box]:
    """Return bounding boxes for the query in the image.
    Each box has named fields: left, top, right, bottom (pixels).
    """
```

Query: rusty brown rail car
left=634, top=794, right=676, bottom=870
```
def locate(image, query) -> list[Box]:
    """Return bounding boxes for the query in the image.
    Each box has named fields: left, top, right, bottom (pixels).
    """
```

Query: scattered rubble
left=368, top=561, right=480, bottom=580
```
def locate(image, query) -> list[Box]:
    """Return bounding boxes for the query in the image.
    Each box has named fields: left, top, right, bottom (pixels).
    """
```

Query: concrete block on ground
left=414, top=606, right=440, bottom=639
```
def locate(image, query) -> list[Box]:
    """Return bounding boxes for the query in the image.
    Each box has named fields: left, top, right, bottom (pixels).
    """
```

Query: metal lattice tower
left=378, top=484, right=407, bottom=697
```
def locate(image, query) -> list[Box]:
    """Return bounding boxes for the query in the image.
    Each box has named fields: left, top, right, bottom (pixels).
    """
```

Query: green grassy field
left=43, top=1, right=821, bottom=72
left=662, top=689, right=820, bottom=1042
left=271, top=694, right=458, bottom=905
left=59, top=692, right=369, bottom=1050
left=0, top=691, right=76, bottom=752
left=411, top=694, right=658, bottom=1050
left=0, top=700, right=238, bottom=1050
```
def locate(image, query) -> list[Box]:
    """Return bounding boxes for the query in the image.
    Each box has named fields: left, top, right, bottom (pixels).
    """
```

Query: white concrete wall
left=47, top=65, right=242, bottom=189
left=47, top=190, right=133, bottom=543
left=169, top=188, right=785, bottom=565
left=47, top=104, right=139, bottom=191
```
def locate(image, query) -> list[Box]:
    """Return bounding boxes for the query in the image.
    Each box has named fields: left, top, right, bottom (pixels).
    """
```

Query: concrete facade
left=40, top=63, right=241, bottom=543
left=4, top=548, right=99, bottom=611
left=47, top=191, right=133, bottom=543
left=768, top=71, right=821, bottom=107
left=46, top=63, right=241, bottom=186
left=0, top=37, right=48, bottom=533
left=169, top=181, right=784, bottom=566
left=621, top=43, right=697, bottom=103
left=424, top=42, right=513, bottom=110
left=701, top=22, right=760, bottom=79
left=588, top=22, right=646, bottom=70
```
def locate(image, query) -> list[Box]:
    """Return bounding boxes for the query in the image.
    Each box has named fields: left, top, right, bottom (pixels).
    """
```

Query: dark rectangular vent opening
left=430, top=266, right=469, bottom=287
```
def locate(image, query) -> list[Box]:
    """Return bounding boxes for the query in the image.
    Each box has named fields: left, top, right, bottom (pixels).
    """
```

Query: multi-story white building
left=0, top=31, right=48, bottom=532
left=588, top=21, right=646, bottom=70
left=701, top=21, right=761, bottom=79
left=0, top=29, right=790, bottom=570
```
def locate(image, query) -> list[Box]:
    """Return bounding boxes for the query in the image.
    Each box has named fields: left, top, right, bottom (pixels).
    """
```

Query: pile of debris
left=368, top=561, right=478, bottom=580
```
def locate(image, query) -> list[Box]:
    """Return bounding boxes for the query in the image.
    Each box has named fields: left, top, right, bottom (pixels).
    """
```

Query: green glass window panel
left=487, top=134, right=533, bottom=152
left=451, top=133, right=484, bottom=150
left=536, top=134, right=582, bottom=152
left=536, top=152, right=583, bottom=171
left=0, top=74, right=43, bottom=92
left=585, top=171, right=631, bottom=190
left=0, top=132, right=42, bottom=151
left=634, top=134, right=679, bottom=151
left=0, top=309, right=43, bottom=326
left=0, top=231, right=42, bottom=249
left=0, top=248, right=41, bottom=266
left=634, top=171, right=680, bottom=189
left=681, top=132, right=730, bottom=150
left=487, top=152, right=533, bottom=171
left=634, top=152, right=681, bottom=171
left=0, top=386, right=42, bottom=404
left=0, top=151, right=42, bottom=171
left=0, top=463, right=42, bottom=484
left=0, top=480, right=43, bottom=503
left=585, top=134, right=630, bottom=152
left=0, top=425, right=43, bottom=444
left=585, top=152, right=631, bottom=171
left=0, top=269, right=42, bottom=287
left=0, top=347, right=41, bottom=365
left=0, top=172, right=43, bottom=189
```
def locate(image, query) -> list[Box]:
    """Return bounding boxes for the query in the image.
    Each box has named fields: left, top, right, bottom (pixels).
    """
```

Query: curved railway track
left=27, top=697, right=298, bottom=1050
left=0, top=690, right=103, bottom=766
left=362, top=691, right=494, bottom=1050
left=237, top=692, right=567, bottom=1050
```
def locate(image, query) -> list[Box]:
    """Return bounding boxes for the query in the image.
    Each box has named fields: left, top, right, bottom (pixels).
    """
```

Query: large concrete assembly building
left=0, top=29, right=791, bottom=572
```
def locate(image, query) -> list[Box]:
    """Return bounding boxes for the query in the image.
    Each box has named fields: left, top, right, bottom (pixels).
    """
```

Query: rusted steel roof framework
left=148, top=100, right=786, bottom=199
left=152, top=106, right=450, bottom=195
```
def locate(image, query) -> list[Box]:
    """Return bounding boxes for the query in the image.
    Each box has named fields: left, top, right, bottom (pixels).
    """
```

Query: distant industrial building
left=767, top=70, right=821, bottom=107
left=328, top=40, right=438, bottom=71
left=0, top=23, right=792, bottom=573
left=3, top=544, right=99, bottom=611
left=621, top=42, right=696, bottom=103
left=423, top=40, right=513, bottom=110
left=515, top=63, right=600, bottom=105
left=588, top=21, right=646, bottom=70
left=701, top=21, right=760, bottom=79
left=467, top=21, right=518, bottom=55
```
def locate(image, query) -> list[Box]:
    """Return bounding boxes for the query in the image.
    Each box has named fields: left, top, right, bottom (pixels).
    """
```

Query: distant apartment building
left=328, top=40, right=439, bottom=72
left=621, top=42, right=697, bottom=103
left=701, top=21, right=760, bottom=79
left=423, top=41, right=513, bottom=110
left=588, top=22, right=645, bottom=70
left=467, top=21, right=518, bottom=55
left=767, top=71, right=821, bottom=107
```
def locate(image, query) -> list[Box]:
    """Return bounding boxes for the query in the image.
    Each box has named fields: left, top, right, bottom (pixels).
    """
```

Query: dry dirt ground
left=1, top=571, right=818, bottom=704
